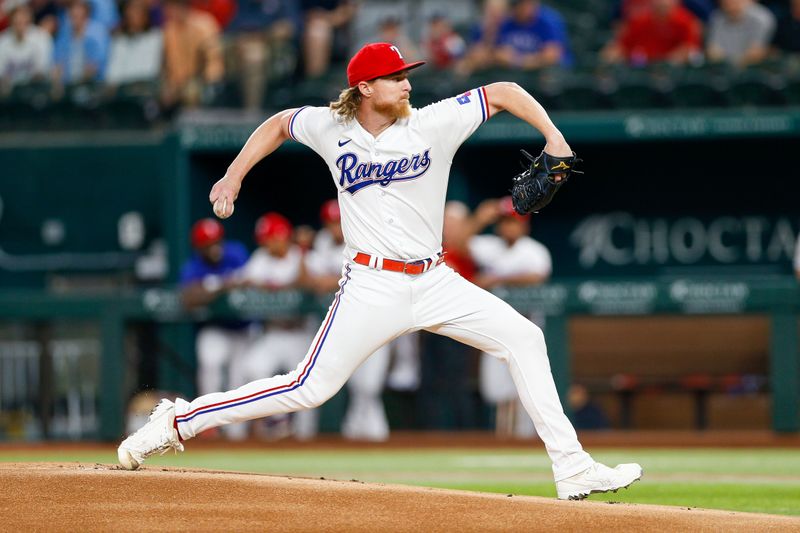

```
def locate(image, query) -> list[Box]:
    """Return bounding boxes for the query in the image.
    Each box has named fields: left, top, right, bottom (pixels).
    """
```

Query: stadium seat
left=555, top=75, right=613, bottom=111
left=608, top=79, right=672, bottom=109
left=561, top=11, right=597, bottom=43
left=207, top=78, right=243, bottom=109
left=728, top=76, right=787, bottom=107
left=467, top=67, right=529, bottom=91
left=0, top=81, right=51, bottom=130
left=522, top=67, right=560, bottom=109
left=670, top=81, right=729, bottom=108
left=263, top=68, right=345, bottom=110
left=102, top=81, right=160, bottom=128
left=47, top=82, right=106, bottom=129
left=786, top=79, right=800, bottom=105
left=286, top=79, right=339, bottom=108
left=669, top=68, right=731, bottom=108
left=409, top=81, right=447, bottom=107
left=408, top=70, right=453, bottom=106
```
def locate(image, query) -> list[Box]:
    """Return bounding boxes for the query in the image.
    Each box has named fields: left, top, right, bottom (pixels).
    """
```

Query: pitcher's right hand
left=209, top=176, right=240, bottom=219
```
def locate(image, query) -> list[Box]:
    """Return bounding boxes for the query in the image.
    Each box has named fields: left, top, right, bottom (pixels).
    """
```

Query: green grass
left=2, top=447, right=799, bottom=516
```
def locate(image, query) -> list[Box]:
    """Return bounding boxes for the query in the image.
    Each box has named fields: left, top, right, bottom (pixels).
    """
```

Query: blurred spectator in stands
left=190, top=0, right=234, bottom=29
left=444, top=199, right=501, bottom=275
left=614, top=0, right=654, bottom=22
left=239, top=212, right=320, bottom=440
left=601, top=0, right=702, bottom=66
left=771, top=0, right=800, bottom=54
left=0, top=0, right=53, bottom=93
left=611, top=0, right=715, bottom=28
left=139, top=0, right=163, bottom=26
left=375, top=16, right=419, bottom=61
left=52, top=0, right=108, bottom=85
left=301, top=0, right=355, bottom=78
left=457, top=0, right=508, bottom=75
left=105, top=0, right=161, bottom=86
left=30, top=0, right=58, bottom=34
left=707, top=0, right=776, bottom=67
left=0, top=0, right=58, bottom=36
left=470, top=196, right=551, bottom=438
left=424, top=13, right=466, bottom=69
left=56, top=0, right=119, bottom=32
left=87, top=0, right=117, bottom=30
left=0, top=2, right=10, bottom=31
left=161, top=0, right=223, bottom=108
left=228, top=0, right=299, bottom=111
left=682, top=0, right=716, bottom=23
left=180, top=218, right=255, bottom=439
left=470, top=197, right=551, bottom=293
left=569, top=384, right=610, bottom=430
left=492, top=0, right=572, bottom=70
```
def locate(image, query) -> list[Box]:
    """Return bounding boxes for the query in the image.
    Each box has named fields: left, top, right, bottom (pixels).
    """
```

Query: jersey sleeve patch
left=456, top=87, right=489, bottom=123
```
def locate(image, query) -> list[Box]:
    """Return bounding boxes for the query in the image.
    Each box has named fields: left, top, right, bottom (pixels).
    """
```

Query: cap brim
left=369, top=61, right=426, bottom=81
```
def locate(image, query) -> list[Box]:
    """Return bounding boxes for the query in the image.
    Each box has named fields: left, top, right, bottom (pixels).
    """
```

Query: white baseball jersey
left=469, top=235, right=552, bottom=279
left=241, top=245, right=304, bottom=287
left=305, top=229, right=347, bottom=277
left=288, top=87, right=490, bottom=260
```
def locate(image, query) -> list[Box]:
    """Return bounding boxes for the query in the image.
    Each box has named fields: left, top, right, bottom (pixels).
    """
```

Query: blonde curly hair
left=329, top=86, right=362, bottom=121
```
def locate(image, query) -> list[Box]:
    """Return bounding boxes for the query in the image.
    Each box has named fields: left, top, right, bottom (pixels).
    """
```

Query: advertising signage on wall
left=551, top=213, right=798, bottom=277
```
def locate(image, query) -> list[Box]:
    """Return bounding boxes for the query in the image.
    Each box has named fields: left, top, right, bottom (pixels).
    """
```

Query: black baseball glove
left=510, top=149, right=583, bottom=214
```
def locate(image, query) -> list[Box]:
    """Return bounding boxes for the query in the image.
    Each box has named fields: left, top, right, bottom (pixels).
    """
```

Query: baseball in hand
left=213, top=197, right=233, bottom=219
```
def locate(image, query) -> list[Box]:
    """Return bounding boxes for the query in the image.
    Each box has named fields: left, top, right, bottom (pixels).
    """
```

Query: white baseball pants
left=174, top=262, right=593, bottom=480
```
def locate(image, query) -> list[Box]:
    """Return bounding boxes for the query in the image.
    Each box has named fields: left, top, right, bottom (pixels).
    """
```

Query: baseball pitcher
left=120, top=42, right=642, bottom=500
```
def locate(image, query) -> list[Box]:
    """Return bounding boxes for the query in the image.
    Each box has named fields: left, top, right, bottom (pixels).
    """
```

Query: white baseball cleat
left=117, top=399, right=184, bottom=470
left=556, top=462, right=643, bottom=500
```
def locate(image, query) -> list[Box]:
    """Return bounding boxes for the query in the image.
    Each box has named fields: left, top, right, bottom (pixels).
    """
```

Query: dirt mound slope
left=1, top=463, right=798, bottom=532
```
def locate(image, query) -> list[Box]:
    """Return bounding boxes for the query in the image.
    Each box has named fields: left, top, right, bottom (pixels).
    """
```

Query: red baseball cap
left=347, top=42, right=425, bottom=87
left=320, top=199, right=341, bottom=224
left=255, top=212, right=293, bottom=245
left=191, top=218, right=224, bottom=248
left=499, top=196, right=531, bottom=222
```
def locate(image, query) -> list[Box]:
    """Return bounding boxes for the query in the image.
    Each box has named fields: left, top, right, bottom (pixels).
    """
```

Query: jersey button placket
left=380, top=190, right=403, bottom=243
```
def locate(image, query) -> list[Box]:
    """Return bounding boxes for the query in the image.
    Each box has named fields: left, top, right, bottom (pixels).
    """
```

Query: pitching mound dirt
left=1, top=463, right=798, bottom=532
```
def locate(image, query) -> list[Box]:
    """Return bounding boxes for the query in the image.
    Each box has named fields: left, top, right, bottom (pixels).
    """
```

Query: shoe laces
left=580, top=463, right=615, bottom=485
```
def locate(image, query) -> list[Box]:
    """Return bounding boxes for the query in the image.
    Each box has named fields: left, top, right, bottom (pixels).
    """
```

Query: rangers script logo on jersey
left=335, top=149, right=432, bottom=194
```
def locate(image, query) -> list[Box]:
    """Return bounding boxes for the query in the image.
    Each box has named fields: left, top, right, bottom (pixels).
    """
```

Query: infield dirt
left=1, top=462, right=799, bottom=532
